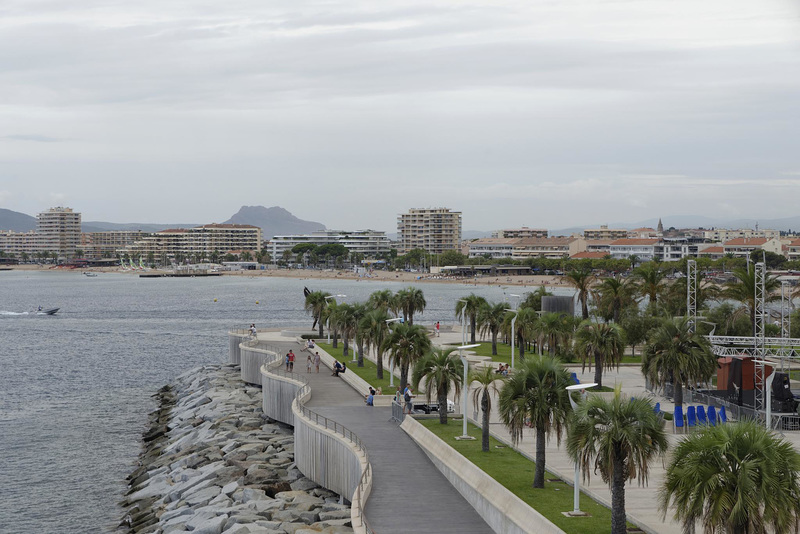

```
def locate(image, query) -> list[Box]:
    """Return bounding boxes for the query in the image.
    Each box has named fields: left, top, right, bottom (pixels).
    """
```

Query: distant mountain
left=81, top=221, right=198, bottom=233
left=223, top=206, right=325, bottom=239
left=0, top=208, right=37, bottom=232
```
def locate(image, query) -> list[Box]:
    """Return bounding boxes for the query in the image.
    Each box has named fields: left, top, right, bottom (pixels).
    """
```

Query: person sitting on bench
left=333, top=360, right=347, bottom=377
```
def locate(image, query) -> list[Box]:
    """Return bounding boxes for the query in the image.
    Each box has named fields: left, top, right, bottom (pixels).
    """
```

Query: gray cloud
left=0, top=0, right=798, bottom=230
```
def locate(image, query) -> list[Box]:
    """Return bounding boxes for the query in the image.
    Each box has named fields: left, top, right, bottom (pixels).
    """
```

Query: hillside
left=0, top=208, right=37, bottom=232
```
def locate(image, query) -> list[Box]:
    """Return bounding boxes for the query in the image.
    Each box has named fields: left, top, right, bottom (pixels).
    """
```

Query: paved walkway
left=257, top=334, right=493, bottom=534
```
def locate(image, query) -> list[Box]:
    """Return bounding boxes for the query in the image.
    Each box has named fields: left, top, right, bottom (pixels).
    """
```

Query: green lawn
left=317, top=342, right=395, bottom=392
left=419, top=419, right=637, bottom=533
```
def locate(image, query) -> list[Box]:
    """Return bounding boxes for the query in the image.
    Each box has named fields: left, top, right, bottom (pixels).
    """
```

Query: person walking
left=403, top=385, right=414, bottom=415
left=314, top=351, right=321, bottom=373
left=287, top=350, right=295, bottom=372
left=306, top=354, right=312, bottom=373
left=435, top=321, right=440, bottom=337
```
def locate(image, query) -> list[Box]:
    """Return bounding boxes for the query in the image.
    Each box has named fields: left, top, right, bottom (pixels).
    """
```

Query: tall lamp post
left=752, top=359, right=777, bottom=429
left=566, top=382, right=597, bottom=516
left=506, top=308, right=519, bottom=369
left=385, top=317, right=402, bottom=387
left=324, top=294, right=346, bottom=343
left=455, top=343, right=481, bottom=440
left=457, top=299, right=468, bottom=346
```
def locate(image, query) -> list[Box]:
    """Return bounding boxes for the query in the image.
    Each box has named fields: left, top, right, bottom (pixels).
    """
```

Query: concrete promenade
left=258, top=333, right=494, bottom=534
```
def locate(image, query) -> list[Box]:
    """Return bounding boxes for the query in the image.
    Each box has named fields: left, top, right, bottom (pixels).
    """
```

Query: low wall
left=401, top=417, right=564, bottom=534
left=228, top=331, right=250, bottom=364
left=261, top=364, right=304, bottom=426
left=240, top=343, right=271, bottom=385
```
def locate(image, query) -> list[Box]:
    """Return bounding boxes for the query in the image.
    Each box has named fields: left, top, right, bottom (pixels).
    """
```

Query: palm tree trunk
left=491, top=331, right=498, bottom=356
left=333, top=330, right=339, bottom=349
left=438, top=389, right=448, bottom=424
left=376, top=348, right=384, bottom=379
left=318, top=318, right=323, bottom=338
left=481, top=392, right=490, bottom=452
left=534, top=428, right=546, bottom=488
left=581, top=296, right=589, bottom=320
left=611, top=451, right=627, bottom=534
left=400, top=363, right=409, bottom=391
left=357, top=339, right=365, bottom=367
left=343, top=337, right=349, bottom=357
left=594, top=353, right=604, bottom=388
left=470, top=316, right=477, bottom=343
left=674, top=380, right=683, bottom=408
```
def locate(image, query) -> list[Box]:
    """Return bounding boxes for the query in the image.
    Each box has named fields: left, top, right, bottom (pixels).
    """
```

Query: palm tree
left=367, top=289, right=397, bottom=315
left=723, top=266, right=780, bottom=330
left=304, top=291, right=331, bottom=337
left=498, top=356, right=573, bottom=488
left=477, top=301, right=508, bottom=355
left=593, top=276, right=636, bottom=323
left=574, top=320, right=625, bottom=388
left=641, top=317, right=716, bottom=408
left=633, top=263, right=665, bottom=308
left=532, top=312, right=570, bottom=355
left=350, top=303, right=369, bottom=367
left=412, top=349, right=463, bottom=424
left=456, top=294, right=488, bottom=344
left=565, top=269, right=595, bottom=320
left=660, top=419, right=800, bottom=534
left=506, top=306, right=538, bottom=359
left=325, top=301, right=342, bottom=348
left=381, top=323, right=432, bottom=390
left=520, top=286, right=552, bottom=312
left=336, top=303, right=357, bottom=358
left=470, top=366, right=502, bottom=452
left=395, top=287, right=426, bottom=325
left=360, top=308, right=392, bottom=379
left=567, top=388, right=668, bottom=534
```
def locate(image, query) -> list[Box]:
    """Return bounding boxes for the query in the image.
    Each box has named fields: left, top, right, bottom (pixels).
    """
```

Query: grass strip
left=317, top=342, right=395, bottom=393
left=419, top=419, right=637, bottom=534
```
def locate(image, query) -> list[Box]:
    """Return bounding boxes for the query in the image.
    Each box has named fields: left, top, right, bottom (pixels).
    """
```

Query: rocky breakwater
left=120, top=364, right=353, bottom=534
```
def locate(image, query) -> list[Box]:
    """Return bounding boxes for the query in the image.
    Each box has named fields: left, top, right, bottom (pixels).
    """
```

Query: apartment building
left=269, top=230, right=391, bottom=261
left=0, top=231, right=42, bottom=258
left=493, top=227, right=548, bottom=239
left=704, top=228, right=780, bottom=242
left=608, top=238, right=662, bottom=262
left=584, top=226, right=628, bottom=240
left=466, top=238, right=517, bottom=259
left=82, top=231, right=151, bottom=259
left=722, top=237, right=783, bottom=258
left=123, top=224, right=262, bottom=260
left=511, top=237, right=586, bottom=260
left=397, top=208, right=461, bottom=254
left=37, top=207, right=82, bottom=258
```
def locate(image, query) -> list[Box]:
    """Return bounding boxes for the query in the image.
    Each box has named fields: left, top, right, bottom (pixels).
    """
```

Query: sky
left=1, top=0, right=799, bottom=232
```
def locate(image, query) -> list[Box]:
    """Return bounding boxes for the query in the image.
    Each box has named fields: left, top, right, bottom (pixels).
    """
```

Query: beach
left=5, top=264, right=566, bottom=288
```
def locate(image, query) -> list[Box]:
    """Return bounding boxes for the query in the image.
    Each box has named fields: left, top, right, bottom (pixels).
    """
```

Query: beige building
left=123, top=224, right=262, bottom=261
left=584, top=225, right=628, bottom=240
left=82, top=231, right=151, bottom=259
left=722, top=237, right=783, bottom=258
left=704, top=228, right=780, bottom=241
left=397, top=207, right=461, bottom=254
left=37, top=207, right=82, bottom=258
left=467, top=238, right=517, bottom=259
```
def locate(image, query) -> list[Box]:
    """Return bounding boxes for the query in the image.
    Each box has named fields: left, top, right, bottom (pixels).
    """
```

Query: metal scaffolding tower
left=753, top=262, right=767, bottom=413
left=687, top=260, right=697, bottom=333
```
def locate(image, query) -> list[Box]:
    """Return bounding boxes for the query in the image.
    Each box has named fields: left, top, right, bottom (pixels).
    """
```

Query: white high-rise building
left=37, top=207, right=82, bottom=258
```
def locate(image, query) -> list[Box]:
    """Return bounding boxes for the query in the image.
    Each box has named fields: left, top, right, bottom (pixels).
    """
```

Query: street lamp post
left=566, top=382, right=597, bottom=516
left=456, top=343, right=481, bottom=440
left=385, top=317, right=402, bottom=387
left=506, top=308, right=519, bottom=369
left=324, top=294, right=346, bottom=343
left=457, top=299, right=468, bottom=346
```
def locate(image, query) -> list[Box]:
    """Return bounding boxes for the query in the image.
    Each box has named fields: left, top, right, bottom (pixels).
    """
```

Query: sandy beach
left=5, top=264, right=566, bottom=288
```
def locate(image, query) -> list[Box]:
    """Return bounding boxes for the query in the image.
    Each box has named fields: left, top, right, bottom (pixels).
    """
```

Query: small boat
left=83, top=272, right=98, bottom=277
left=36, top=307, right=60, bottom=315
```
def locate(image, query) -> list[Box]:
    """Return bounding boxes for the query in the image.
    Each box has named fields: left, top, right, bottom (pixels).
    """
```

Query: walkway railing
left=242, top=336, right=374, bottom=534
left=391, top=400, right=405, bottom=423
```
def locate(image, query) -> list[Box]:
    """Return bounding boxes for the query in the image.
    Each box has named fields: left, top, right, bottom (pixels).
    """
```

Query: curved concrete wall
left=402, top=416, right=564, bottom=534
left=240, top=343, right=270, bottom=385
left=261, top=365, right=304, bottom=425
left=228, top=331, right=249, bottom=364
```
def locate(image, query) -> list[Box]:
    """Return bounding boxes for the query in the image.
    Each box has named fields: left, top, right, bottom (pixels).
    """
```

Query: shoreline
left=4, top=264, right=567, bottom=288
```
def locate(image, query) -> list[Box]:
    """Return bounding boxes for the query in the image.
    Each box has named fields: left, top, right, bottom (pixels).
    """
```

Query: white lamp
left=455, top=343, right=481, bottom=440
left=565, top=382, right=597, bottom=516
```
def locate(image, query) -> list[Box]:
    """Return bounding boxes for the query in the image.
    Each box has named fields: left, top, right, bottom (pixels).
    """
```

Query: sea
left=0, top=269, right=570, bottom=533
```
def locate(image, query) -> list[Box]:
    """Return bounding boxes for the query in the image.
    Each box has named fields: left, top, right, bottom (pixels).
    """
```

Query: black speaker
left=772, top=372, right=793, bottom=401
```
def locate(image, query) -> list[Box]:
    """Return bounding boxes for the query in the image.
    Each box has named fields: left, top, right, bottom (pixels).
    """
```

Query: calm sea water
left=0, top=270, right=569, bottom=533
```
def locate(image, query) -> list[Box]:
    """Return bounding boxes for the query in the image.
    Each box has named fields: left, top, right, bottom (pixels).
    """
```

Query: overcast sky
left=1, top=0, right=798, bottom=232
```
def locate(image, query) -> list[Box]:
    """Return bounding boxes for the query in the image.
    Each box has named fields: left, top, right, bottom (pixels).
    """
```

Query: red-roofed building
left=697, top=245, right=725, bottom=260
left=570, top=251, right=609, bottom=260
left=722, top=237, right=783, bottom=258
left=787, top=239, right=800, bottom=262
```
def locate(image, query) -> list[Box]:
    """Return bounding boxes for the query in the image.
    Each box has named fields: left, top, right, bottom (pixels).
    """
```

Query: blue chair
left=697, top=405, right=707, bottom=425
left=654, top=402, right=661, bottom=414
left=674, top=406, right=684, bottom=432
left=569, top=372, right=579, bottom=385
left=707, top=406, right=717, bottom=426
left=687, top=406, right=696, bottom=428
left=719, top=406, right=727, bottom=423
